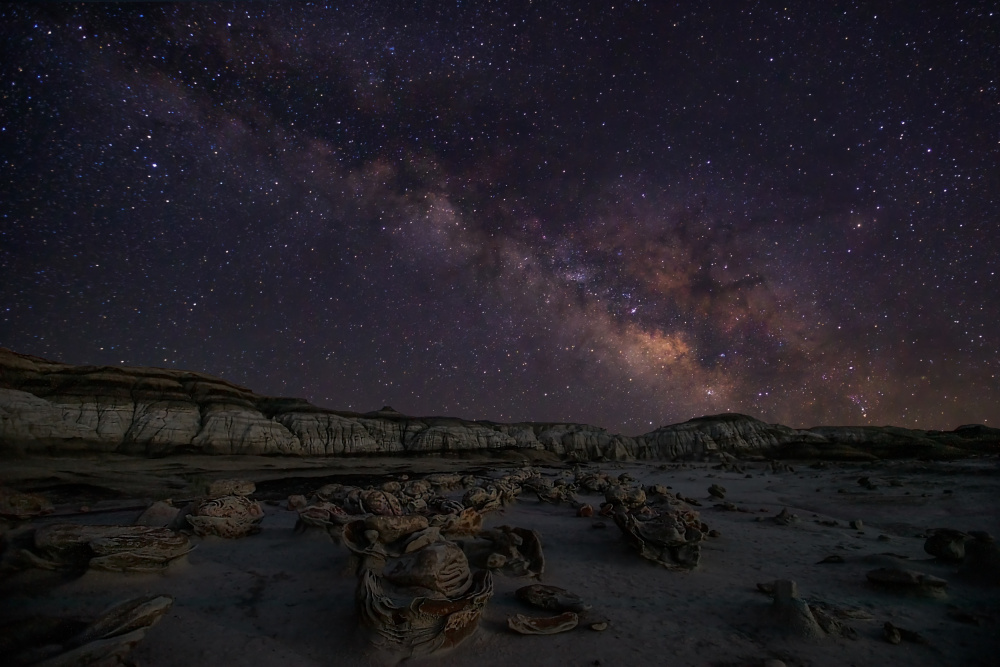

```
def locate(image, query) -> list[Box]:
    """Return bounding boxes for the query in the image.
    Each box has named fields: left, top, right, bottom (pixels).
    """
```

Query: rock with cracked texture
left=356, top=563, right=493, bottom=657
left=382, top=541, right=472, bottom=598
left=459, top=525, right=545, bottom=577
left=186, top=495, right=264, bottom=538
left=0, top=486, right=53, bottom=521
left=614, top=508, right=705, bottom=570
left=428, top=508, right=483, bottom=537
left=515, top=584, right=591, bottom=613
left=359, top=489, right=403, bottom=517
left=507, top=611, right=579, bottom=635
left=24, top=524, right=192, bottom=572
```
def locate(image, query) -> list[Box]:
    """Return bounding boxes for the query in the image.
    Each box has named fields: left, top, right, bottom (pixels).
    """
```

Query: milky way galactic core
left=1, top=2, right=996, bottom=433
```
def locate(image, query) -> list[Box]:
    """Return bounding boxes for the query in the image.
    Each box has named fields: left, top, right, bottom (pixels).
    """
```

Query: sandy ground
left=2, top=454, right=999, bottom=666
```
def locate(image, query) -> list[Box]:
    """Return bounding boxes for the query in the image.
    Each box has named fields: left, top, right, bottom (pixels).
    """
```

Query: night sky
left=1, top=2, right=997, bottom=435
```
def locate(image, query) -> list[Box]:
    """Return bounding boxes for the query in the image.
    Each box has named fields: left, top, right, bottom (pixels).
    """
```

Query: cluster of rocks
left=12, top=523, right=194, bottom=574
left=507, top=584, right=607, bottom=634
left=284, top=467, right=554, bottom=657
left=284, top=465, right=651, bottom=655
left=501, top=467, right=710, bottom=571
left=0, top=478, right=269, bottom=580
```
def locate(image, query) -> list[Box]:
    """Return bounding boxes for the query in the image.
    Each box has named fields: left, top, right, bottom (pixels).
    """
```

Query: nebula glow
left=1, top=2, right=996, bottom=433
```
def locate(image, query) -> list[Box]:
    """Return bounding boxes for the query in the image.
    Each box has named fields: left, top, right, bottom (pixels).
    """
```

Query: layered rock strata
left=1, top=349, right=996, bottom=460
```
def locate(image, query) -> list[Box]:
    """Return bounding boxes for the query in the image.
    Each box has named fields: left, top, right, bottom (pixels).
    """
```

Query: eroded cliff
left=1, top=349, right=996, bottom=460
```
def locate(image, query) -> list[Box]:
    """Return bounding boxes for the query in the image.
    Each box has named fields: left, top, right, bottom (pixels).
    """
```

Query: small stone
left=516, top=584, right=590, bottom=613
left=507, top=611, right=578, bottom=635
left=849, top=519, right=864, bottom=531
left=708, top=484, right=727, bottom=499
left=866, top=567, right=948, bottom=596
left=882, top=621, right=929, bottom=645
left=773, top=508, right=798, bottom=525
left=589, top=622, right=608, bottom=631
left=708, top=529, right=722, bottom=538
left=591, top=521, right=607, bottom=530
left=878, top=534, right=891, bottom=541
left=817, top=555, right=845, bottom=564
left=486, top=553, right=507, bottom=569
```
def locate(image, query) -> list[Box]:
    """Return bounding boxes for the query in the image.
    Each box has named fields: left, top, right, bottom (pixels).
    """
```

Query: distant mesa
left=368, top=405, right=404, bottom=417
left=0, top=349, right=996, bottom=461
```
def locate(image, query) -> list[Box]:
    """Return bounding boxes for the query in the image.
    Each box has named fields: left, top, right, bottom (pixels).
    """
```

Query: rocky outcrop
left=637, top=413, right=824, bottom=459
left=0, top=349, right=996, bottom=460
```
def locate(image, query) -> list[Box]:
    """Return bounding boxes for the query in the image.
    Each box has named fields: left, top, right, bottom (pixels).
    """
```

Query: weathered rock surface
left=19, top=524, right=192, bottom=572
left=614, top=508, right=705, bottom=570
left=358, top=567, right=492, bottom=657
left=924, top=528, right=971, bottom=562
left=959, top=532, right=1000, bottom=585
left=516, top=584, right=591, bottom=613
left=0, top=486, right=53, bottom=520
left=769, top=580, right=825, bottom=639
left=866, top=567, right=949, bottom=596
left=507, top=611, right=579, bottom=635
left=2, top=349, right=996, bottom=460
left=6, top=594, right=174, bottom=666
left=186, top=495, right=264, bottom=538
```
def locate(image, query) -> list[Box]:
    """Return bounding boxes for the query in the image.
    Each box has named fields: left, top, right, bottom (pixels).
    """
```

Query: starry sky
left=1, top=2, right=997, bottom=435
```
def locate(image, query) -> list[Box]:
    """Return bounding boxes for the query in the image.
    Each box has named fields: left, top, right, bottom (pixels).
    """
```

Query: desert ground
left=1, top=452, right=998, bottom=666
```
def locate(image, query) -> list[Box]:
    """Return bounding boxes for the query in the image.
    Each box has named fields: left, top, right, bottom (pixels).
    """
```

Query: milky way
left=1, top=2, right=997, bottom=434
